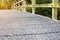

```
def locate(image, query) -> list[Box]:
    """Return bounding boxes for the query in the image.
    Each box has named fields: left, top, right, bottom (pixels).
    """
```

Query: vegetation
left=36, top=0, right=52, bottom=4
left=35, top=8, right=52, bottom=18
left=58, top=9, right=60, bottom=20
left=0, top=0, right=14, bottom=9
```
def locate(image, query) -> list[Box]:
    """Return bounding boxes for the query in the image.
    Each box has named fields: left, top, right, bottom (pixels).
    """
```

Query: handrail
left=11, top=0, right=24, bottom=8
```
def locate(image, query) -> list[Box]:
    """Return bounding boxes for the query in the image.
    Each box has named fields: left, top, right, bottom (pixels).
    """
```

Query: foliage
left=58, top=9, right=60, bottom=20
left=36, top=0, right=52, bottom=4
left=26, top=7, right=32, bottom=13
left=26, top=0, right=31, bottom=4
left=35, top=8, right=52, bottom=18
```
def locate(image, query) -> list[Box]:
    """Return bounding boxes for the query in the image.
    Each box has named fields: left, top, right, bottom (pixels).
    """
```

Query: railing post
left=52, top=0, right=58, bottom=20
left=32, top=0, right=35, bottom=14
left=22, top=0, right=26, bottom=12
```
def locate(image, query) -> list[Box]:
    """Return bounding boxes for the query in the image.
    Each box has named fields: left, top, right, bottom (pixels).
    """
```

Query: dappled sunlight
left=0, top=0, right=14, bottom=9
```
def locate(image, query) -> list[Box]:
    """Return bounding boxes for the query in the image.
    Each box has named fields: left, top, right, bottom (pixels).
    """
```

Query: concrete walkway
left=0, top=10, right=60, bottom=40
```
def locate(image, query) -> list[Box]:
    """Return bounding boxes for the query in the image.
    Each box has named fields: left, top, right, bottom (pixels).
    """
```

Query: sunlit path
left=0, top=10, right=60, bottom=40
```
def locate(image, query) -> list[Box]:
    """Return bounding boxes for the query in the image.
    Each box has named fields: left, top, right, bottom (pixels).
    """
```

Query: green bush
left=58, top=9, right=60, bottom=20
left=35, top=8, right=52, bottom=18
left=36, top=0, right=52, bottom=4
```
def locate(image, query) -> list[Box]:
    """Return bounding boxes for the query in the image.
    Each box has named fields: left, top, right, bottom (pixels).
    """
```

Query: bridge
left=0, top=10, right=60, bottom=40
left=0, top=0, right=60, bottom=40
left=11, top=0, right=60, bottom=20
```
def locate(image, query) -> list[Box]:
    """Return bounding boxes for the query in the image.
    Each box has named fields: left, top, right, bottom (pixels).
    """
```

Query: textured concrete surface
left=0, top=10, right=60, bottom=40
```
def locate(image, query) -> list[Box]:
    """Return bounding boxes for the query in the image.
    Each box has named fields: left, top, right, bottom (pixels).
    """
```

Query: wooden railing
left=12, top=0, right=60, bottom=20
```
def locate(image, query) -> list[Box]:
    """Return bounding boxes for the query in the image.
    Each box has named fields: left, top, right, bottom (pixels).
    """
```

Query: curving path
left=0, top=10, right=60, bottom=40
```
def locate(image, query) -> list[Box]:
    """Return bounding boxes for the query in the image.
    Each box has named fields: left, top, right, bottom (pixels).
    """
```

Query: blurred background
left=0, top=0, right=60, bottom=20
